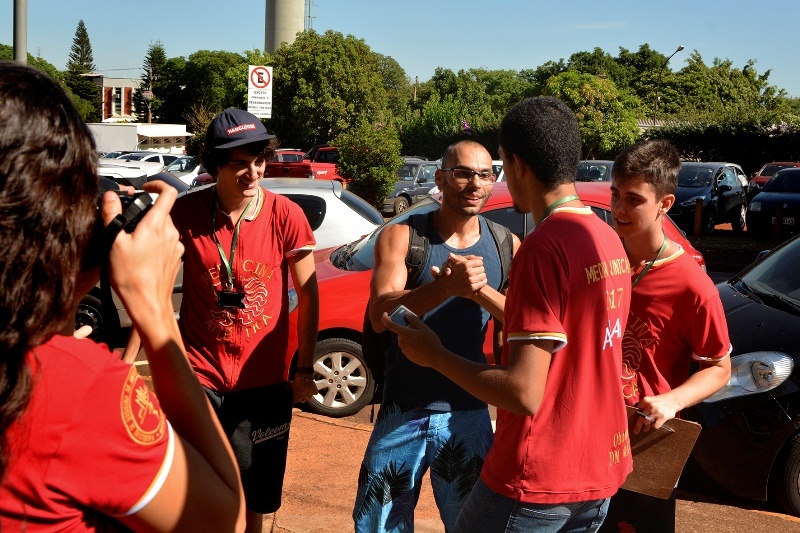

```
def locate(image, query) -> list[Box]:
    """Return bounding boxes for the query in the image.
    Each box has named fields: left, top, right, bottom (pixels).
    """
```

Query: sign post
left=247, top=65, right=272, bottom=119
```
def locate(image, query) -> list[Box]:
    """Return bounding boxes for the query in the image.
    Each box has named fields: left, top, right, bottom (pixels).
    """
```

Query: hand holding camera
left=99, top=181, right=183, bottom=333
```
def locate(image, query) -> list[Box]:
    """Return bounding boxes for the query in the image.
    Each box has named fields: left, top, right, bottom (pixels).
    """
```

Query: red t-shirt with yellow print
left=481, top=206, right=633, bottom=504
left=172, top=185, right=315, bottom=393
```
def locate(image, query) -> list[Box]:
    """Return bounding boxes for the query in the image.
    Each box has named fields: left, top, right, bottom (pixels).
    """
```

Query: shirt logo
left=120, top=366, right=167, bottom=445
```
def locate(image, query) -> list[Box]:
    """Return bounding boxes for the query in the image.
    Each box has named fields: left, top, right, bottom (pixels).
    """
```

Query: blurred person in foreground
left=125, top=108, right=319, bottom=533
left=0, top=62, right=245, bottom=531
left=601, top=139, right=731, bottom=532
left=383, top=97, right=633, bottom=532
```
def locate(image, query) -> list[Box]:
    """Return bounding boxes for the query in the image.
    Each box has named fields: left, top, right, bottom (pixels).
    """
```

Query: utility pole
left=13, top=0, right=27, bottom=64
left=653, top=45, right=684, bottom=126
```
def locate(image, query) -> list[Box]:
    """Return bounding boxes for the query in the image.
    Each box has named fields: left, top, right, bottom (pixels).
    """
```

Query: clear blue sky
left=3, top=0, right=799, bottom=96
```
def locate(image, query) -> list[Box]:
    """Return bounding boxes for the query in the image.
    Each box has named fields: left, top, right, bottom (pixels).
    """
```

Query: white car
left=165, top=156, right=205, bottom=186
left=116, top=151, right=179, bottom=168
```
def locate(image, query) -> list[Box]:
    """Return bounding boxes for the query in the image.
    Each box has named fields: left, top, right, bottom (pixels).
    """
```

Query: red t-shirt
left=621, top=248, right=731, bottom=404
left=481, top=207, right=633, bottom=504
left=0, top=336, right=173, bottom=532
left=171, top=186, right=315, bottom=392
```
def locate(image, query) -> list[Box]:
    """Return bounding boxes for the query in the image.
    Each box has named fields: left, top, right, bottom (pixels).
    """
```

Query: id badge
left=217, top=290, right=246, bottom=309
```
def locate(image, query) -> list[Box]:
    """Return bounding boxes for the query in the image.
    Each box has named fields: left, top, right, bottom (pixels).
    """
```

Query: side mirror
left=417, top=177, right=427, bottom=183
left=718, top=184, right=732, bottom=193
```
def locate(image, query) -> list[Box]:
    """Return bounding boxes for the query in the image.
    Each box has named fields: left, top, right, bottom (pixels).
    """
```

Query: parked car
left=683, top=233, right=800, bottom=517
left=164, top=156, right=204, bottom=186
left=746, top=167, right=800, bottom=238
left=576, top=160, right=614, bottom=182
left=99, top=150, right=132, bottom=159
left=748, top=161, right=800, bottom=200
left=116, top=151, right=179, bottom=168
left=264, top=145, right=345, bottom=182
left=291, top=182, right=706, bottom=418
left=75, top=177, right=382, bottom=345
left=98, top=160, right=188, bottom=193
left=273, top=148, right=306, bottom=162
left=668, top=162, right=747, bottom=235
left=382, top=157, right=441, bottom=215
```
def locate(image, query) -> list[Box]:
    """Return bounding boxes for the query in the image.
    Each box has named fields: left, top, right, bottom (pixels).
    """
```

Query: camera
left=82, top=190, right=153, bottom=270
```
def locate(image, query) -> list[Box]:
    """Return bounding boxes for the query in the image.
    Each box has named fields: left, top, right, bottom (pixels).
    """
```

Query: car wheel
left=394, top=196, right=410, bottom=215
left=732, top=204, right=746, bottom=234
left=703, top=209, right=717, bottom=235
left=771, top=433, right=800, bottom=517
left=304, top=338, right=375, bottom=418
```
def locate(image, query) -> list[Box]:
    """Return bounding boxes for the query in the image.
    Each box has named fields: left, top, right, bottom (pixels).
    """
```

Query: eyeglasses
left=441, top=167, right=496, bottom=184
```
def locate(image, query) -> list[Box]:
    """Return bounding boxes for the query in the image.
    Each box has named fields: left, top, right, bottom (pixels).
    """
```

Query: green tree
left=133, top=41, right=168, bottom=123
left=543, top=71, right=640, bottom=158
left=64, top=20, right=100, bottom=122
left=375, top=53, right=411, bottom=119
left=334, top=120, right=403, bottom=208
left=268, top=30, right=390, bottom=148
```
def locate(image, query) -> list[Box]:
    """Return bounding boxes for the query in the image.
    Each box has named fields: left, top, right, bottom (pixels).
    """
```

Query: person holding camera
left=0, top=62, right=245, bottom=531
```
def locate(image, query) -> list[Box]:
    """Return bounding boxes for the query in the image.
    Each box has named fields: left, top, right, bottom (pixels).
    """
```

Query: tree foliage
left=543, top=71, right=640, bottom=158
left=334, top=121, right=403, bottom=207
left=133, top=41, right=167, bottom=123
left=63, top=20, right=100, bottom=122
left=268, top=30, right=390, bottom=148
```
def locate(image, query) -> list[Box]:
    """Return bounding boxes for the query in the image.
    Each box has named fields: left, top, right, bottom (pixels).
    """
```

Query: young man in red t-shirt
left=174, top=109, right=319, bottom=533
left=384, top=97, right=632, bottom=532
left=602, top=139, right=732, bottom=532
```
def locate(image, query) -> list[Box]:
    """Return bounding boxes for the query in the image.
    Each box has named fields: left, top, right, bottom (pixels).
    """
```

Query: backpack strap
left=483, top=216, right=514, bottom=292
left=404, top=211, right=434, bottom=289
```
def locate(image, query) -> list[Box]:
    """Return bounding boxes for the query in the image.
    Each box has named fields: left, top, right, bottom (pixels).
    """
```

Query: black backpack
left=361, top=212, right=514, bottom=406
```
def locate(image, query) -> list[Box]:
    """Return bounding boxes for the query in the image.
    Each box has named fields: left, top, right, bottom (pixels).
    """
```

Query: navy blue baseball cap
left=205, top=108, right=275, bottom=150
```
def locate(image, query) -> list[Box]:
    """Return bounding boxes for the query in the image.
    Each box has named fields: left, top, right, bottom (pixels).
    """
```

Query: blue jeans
left=454, top=478, right=610, bottom=533
left=353, top=402, right=493, bottom=532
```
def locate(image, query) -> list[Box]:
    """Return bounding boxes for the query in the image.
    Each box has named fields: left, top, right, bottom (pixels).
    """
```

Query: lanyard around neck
left=540, top=194, right=580, bottom=225
left=631, top=232, right=668, bottom=288
left=212, top=187, right=255, bottom=291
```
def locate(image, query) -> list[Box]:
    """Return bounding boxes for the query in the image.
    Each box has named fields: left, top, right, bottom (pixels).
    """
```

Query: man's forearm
left=370, top=276, right=452, bottom=332
left=295, top=288, right=320, bottom=369
left=473, top=285, right=505, bottom=322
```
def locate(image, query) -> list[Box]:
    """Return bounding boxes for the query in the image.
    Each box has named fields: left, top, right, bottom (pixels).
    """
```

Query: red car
left=748, top=161, right=800, bottom=200
left=287, top=182, right=706, bottom=417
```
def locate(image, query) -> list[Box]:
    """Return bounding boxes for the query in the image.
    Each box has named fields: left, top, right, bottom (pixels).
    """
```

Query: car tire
left=394, top=196, right=410, bottom=215
left=732, top=204, right=746, bottom=234
left=771, top=433, right=800, bottom=517
left=304, top=338, right=375, bottom=418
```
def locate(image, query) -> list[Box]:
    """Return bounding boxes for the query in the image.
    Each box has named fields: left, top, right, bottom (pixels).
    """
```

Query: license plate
left=771, top=217, right=795, bottom=226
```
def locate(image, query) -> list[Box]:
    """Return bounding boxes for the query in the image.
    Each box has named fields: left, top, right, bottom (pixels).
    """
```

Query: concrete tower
left=265, top=0, right=305, bottom=53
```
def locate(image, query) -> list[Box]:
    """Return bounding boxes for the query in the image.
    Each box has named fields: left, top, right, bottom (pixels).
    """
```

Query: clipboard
left=620, top=406, right=702, bottom=499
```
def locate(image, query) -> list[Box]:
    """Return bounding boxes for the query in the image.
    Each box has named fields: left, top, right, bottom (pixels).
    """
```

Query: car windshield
left=332, top=198, right=440, bottom=272
left=763, top=171, right=800, bottom=193
left=678, top=167, right=713, bottom=187
left=121, top=153, right=147, bottom=161
left=739, top=236, right=800, bottom=315
left=396, top=164, right=418, bottom=181
left=760, top=164, right=790, bottom=177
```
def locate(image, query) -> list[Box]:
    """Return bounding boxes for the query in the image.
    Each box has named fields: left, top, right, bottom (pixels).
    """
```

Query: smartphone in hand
left=388, top=305, right=418, bottom=327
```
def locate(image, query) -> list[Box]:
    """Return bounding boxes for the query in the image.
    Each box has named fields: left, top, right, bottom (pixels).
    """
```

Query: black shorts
left=204, top=382, right=293, bottom=514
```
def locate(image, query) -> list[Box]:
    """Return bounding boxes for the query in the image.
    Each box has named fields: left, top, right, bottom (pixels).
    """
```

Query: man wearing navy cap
left=171, top=108, right=319, bottom=532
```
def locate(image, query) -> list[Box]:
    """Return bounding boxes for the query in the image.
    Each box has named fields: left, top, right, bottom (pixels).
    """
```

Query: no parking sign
left=247, top=65, right=273, bottom=119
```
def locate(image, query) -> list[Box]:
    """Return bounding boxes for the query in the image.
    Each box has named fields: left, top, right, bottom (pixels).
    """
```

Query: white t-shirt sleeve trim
left=692, top=344, right=732, bottom=362
left=507, top=332, right=568, bottom=352
left=286, top=244, right=316, bottom=257
left=120, top=422, right=176, bottom=517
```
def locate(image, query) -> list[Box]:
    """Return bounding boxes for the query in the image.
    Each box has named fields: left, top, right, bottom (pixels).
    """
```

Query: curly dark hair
left=498, top=96, right=582, bottom=192
left=0, top=61, right=98, bottom=480
left=612, top=139, right=681, bottom=199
